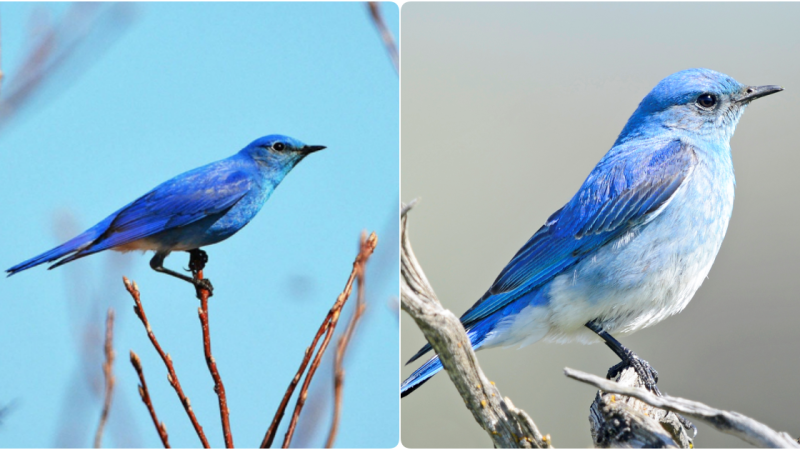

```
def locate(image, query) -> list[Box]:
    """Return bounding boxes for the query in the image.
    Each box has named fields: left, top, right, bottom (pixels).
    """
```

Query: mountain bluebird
left=7, top=134, right=325, bottom=293
left=402, top=68, right=782, bottom=397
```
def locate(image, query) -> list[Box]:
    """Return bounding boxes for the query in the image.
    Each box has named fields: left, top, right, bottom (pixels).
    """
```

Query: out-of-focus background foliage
left=0, top=2, right=399, bottom=448
left=401, top=2, right=800, bottom=448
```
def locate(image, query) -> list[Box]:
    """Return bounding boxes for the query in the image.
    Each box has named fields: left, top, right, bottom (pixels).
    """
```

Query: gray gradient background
left=401, top=2, right=800, bottom=448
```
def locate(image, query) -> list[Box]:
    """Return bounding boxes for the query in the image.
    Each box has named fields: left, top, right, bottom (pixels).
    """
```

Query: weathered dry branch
left=584, top=366, right=692, bottom=448
left=93, top=308, right=116, bottom=448
left=566, top=367, right=800, bottom=448
left=401, top=201, right=550, bottom=449
left=130, top=350, right=170, bottom=448
left=123, top=277, right=210, bottom=448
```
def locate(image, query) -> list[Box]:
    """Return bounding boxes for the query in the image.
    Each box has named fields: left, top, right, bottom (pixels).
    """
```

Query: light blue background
left=0, top=3, right=399, bottom=448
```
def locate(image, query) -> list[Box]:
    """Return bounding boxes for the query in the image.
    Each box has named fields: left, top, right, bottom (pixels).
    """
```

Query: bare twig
left=565, top=367, right=800, bottom=448
left=123, top=277, right=210, bottom=448
left=282, top=232, right=377, bottom=448
left=194, top=268, right=234, bottom=448
left=401, top=201, right=550, bottom=448
left=261, top=232, right=378, bottom=448
left=130, top=351, right=170, bottom=448
left=325, top=232, right=370, bottom=448
left=260, top=315, right=332, bottom=448
left=93, top=308, right=116, bottom=448
left=366, top=2, right=398, bottom=74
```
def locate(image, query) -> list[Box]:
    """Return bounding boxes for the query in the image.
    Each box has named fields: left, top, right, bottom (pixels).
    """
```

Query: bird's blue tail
left=6, top=217, right=113, bottom=276
left=401, top=326, right=489, bottom=397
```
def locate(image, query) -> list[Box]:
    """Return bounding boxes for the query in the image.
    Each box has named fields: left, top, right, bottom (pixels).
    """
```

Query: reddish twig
left=93, top=308, right=116, bottom=448
left=366, top=2, right=398, bottom=74
left=130, top=350, right=170, bottom=448
left=123, top=277, right=210, bottom=448
left=260, top=315, right=332, bottom=448
left=260, top=232, right=378, bottom=448
left=195, top=268, right=234, bottom=448
left=325, top=233, right=370, bottom=448
left=282, top=232, right=378, bottom=448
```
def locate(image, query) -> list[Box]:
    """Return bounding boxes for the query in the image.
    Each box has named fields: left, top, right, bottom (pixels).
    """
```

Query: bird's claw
left=607, top=355, right=660, bottom=395
left=188, top=249, right=209, bottom=272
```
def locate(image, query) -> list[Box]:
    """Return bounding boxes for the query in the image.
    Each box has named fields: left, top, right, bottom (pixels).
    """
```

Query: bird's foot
left=607, top=354, right=660, bottom=395
left=188, top=249, right=209, bottom=272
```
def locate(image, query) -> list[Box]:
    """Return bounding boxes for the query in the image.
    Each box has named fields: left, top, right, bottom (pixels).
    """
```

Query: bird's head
left=617, top=68, right=782, bottom=145
left=242, top=134, right=326, bottom=171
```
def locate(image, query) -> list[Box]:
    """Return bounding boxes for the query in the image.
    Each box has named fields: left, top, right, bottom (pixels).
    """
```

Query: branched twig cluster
left=121, top=231, right=377, bottom=448
left=93, top=309, right=116, bottom=448
left=402, top=200, right=799, bottom=448
left=262, top=231, right=378, bottom=449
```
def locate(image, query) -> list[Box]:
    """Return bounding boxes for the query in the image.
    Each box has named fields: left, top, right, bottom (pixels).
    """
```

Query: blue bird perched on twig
left=402, top=69, right=782, bottom=399
left=7, top=135, right=325, bottom=294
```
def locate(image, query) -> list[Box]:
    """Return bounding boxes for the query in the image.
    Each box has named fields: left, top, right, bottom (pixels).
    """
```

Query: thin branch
left=261, top=315, right=332, bottom=448
left=325, top=231, right=370, bottom=448
left=130, top=351, right=170, bottom=448
left=282, top=232, right=377, bottom=448
left=401, top=201, right=550, bottom=449
left=93, top=308, right=116, bottom=448
left=261, top=232, right=378, bottom=448
left=565, top=367, right=800, bottom=448
left=195, top=268, right=234, bottom=448
left=123, top=277, right=210, bottom=448
left=366, top=2, right=398, bottom=74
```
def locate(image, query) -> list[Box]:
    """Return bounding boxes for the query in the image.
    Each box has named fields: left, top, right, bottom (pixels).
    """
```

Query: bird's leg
left=149, top=252, right=213, bottom=295
left=585, top=320, right=697, bottom=436
left=187, top=249, right=213, bottom=294
left=585, top=320, right=660, bottom=393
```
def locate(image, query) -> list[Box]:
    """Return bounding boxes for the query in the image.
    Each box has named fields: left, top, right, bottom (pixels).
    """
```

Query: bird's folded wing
left=85, top=164, right=253, bottom=253
left=458, top=139, right=698, bottom=329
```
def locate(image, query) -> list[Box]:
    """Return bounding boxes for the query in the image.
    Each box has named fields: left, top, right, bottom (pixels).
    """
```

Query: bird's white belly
left=489, top=164, right=734, bottom=348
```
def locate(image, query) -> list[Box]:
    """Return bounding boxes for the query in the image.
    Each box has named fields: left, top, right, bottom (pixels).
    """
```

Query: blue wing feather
left=71, top=160, right=252, bottom=256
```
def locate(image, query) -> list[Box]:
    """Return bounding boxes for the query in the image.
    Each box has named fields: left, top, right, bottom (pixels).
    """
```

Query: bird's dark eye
left=273, top=142, right=286, bottom=151
left=696, top=93, right=717, bottom=108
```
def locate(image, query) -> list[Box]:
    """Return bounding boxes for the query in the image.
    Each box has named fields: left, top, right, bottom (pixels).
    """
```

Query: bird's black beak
left=302, top=145, right=326, bottom=154
left=736, top=85, right=784, bottom=103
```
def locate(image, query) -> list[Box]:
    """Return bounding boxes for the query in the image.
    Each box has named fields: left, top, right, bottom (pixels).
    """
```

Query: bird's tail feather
left=6, top=219, right=111, bottom=276
left=401, top=328, right=488, bottom=397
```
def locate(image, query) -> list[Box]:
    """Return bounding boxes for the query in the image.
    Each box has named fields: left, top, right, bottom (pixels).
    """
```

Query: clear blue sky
left=0, top=2, right=398, bottom=448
